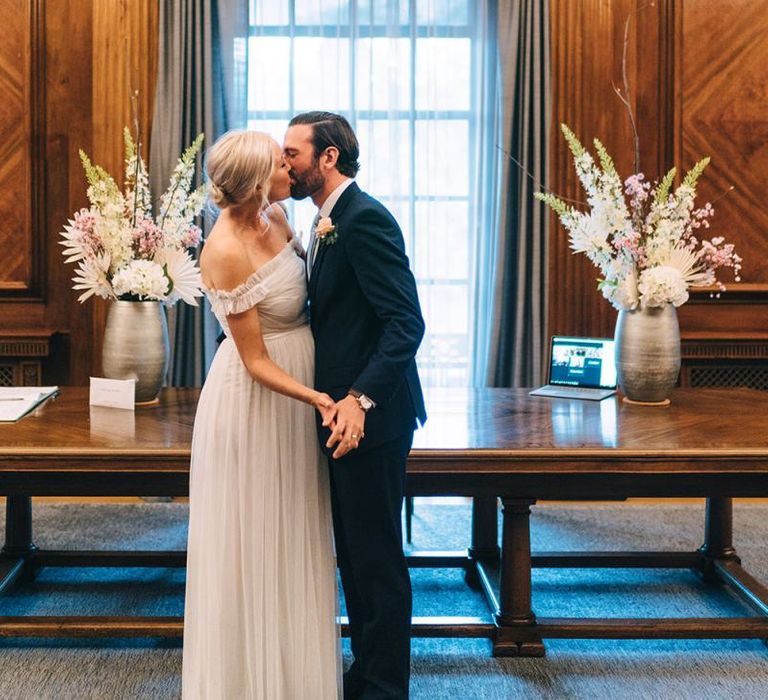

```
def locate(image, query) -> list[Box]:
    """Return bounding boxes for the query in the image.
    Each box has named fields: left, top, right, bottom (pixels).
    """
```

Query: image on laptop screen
left=549, top=337, right=617, bottom=390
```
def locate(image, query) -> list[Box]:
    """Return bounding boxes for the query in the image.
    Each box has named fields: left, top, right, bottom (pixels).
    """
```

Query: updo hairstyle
left=205, top=130, right=274, bottom=210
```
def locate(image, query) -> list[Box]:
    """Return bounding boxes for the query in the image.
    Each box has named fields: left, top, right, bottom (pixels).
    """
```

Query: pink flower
left=132, top=216, right=164, bottom=258
left=181, top=225, right=202, bottom=249
left=72, top=208, right=102, bottom=258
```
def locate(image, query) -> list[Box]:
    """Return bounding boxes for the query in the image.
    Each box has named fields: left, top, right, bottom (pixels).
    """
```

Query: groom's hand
left=326, top=395, right=366, bottom=459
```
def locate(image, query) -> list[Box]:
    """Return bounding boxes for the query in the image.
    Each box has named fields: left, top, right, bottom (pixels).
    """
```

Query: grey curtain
left=150, top=0, right=248, bottom=386
left=471, top=0, right=551, bottom=388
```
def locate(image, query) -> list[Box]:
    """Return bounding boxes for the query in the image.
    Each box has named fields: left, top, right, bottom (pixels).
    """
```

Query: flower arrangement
left=535, top=124, right=742, bottom=311
left=60, top=129, right=206, bottom=305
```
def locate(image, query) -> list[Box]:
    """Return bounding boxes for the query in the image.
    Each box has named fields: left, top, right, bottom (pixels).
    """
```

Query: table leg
left=1, top=496, right=37, bottom=592
left=469, top=496, right=500, bottom=559
left=492, top=498, right=544, bottom=657
left=699, top=497, right=739, bottom=581
left=464, top=496, right=500, bottom=590
left=699, top=498, right=768, bottom=642
left=3, top=496, right=36, bottom=557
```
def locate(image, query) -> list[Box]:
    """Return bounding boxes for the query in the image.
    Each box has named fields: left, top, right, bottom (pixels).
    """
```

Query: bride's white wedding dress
left=182, top=241, right=341, bottom=699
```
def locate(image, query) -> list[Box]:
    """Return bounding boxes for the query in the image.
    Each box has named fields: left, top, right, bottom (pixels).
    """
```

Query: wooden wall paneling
left=0, top=0, right=45, bottom=298
left=0, top=1, right=159, bottom=385
left=674, top=0, right=768, bottom=352
left=90, top=0, right=159, bottom=376
left=676, top=0, right=768, bottom=288
left=0, top=0, right=56, bottom=384
left=547, top=1, right=675, bottom=340
left=42, top=0, right=95, bottom=385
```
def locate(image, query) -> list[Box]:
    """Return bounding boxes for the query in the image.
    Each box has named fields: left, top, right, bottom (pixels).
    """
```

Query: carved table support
left=493, top=498, right=545, bottom=657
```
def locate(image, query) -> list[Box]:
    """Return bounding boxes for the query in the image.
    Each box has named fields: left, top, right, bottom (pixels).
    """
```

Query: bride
left=182, top=130, right=342, bottom=698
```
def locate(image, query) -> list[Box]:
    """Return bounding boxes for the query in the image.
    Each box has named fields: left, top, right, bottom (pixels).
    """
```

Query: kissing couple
left=182, top=111, right=426, bottom=700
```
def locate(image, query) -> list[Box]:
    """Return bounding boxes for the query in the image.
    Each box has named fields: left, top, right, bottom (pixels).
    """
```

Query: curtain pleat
left=149, top=0, right=248, bottom=386
left=471, top=0, right=551, bottom=388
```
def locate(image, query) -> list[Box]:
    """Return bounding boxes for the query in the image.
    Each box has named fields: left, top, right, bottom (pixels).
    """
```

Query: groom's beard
left=289, top=160, right=324, bottom=200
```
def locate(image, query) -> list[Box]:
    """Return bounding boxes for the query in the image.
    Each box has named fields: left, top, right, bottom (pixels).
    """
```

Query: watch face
left=360, top=396, right=373, bottom=411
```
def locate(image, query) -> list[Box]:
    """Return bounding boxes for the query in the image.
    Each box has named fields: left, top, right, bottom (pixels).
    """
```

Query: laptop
left=530, top=336, right=618, bottom=401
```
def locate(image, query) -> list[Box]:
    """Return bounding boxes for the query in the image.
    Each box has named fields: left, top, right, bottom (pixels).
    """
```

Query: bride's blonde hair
left=205, top=130, right=274, bottom=210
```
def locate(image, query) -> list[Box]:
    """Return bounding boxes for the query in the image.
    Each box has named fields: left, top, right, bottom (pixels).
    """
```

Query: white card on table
left=89, top=377, right=135, bottom=410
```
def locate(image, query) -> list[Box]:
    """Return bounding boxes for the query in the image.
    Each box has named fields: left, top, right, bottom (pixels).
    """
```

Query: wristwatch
left=348, top=388, right=376, bottom=412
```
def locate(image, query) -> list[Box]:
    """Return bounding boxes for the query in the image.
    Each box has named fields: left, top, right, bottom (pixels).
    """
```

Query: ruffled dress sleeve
left=206, top=275, right=270, bottom=317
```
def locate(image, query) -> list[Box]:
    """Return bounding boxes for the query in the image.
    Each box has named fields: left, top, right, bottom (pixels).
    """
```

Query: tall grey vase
left=102, top=301, right=170, bottom=403
left=614, top=304, right=681, bottom=403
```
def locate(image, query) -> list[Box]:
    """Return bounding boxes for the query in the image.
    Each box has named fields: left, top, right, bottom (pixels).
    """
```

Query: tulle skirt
left=182, top=327, right=341, bottom=699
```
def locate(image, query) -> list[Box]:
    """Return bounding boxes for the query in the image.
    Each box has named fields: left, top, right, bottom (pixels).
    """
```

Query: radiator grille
left=689, top=365, right=768, bottom=390
left=0, top=365, right=14, bottom=386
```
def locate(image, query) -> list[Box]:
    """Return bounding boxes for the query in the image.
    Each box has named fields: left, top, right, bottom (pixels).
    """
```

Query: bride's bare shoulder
left=199, top=229, right=252, bottom=291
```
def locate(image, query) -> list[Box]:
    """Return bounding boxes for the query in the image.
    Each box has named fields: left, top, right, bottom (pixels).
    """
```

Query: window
left=247, top=0, right=477, bottom=387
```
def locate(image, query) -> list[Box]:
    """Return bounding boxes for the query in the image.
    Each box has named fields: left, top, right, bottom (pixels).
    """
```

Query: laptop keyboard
left=531, top=386, right=615, bottom=401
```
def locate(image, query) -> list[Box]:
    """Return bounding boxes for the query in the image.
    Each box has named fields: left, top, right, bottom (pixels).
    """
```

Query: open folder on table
left=0, top=386, right=59, bottom=422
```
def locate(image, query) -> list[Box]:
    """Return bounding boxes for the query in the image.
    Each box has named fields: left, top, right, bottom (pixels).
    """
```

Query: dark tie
left=307, top=213, right=321, bottom=279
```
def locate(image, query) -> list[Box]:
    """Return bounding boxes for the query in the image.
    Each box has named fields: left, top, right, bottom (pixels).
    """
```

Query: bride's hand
left=312, top=392, right=338, bottom=428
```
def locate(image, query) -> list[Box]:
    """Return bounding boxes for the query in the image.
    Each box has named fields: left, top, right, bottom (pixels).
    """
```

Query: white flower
left=156, top=248, right=203, bottom=306
left=566, top=211, right=611, bottom=256
left=315, top=216, right=336, bottom=239
left=111, top=260, right=169, bottom=300
left=638, top=265, right=689, bottom=307
left=535, top=125, right=741, bottom=311
left=72, top=253, right=113, bottom=303
left=60, top=131, right=205, bottom=306
left=602, top=266, right=639, bottom=311
left=657, top=243, right=714, bottom=288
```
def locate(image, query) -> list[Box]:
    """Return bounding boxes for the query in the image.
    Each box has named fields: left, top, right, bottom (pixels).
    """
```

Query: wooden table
left=1, top=386, right=767, bottom=656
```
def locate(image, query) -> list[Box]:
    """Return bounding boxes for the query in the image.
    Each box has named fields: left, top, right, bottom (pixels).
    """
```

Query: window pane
left=295, top=0, right=350, bottom=25
left=378, top=198, right=411, bottom=252
left=415, top=120, right=468, bottom=196
left=357, top=120, right=411, bottom=198
left=245, top=119, right=288, bottom=145
left=248, top=37, right=290, bottom=111
left=250, top=0, right=289, bottom=25
left=415, top=38, right=470, bottom=111
left=417, top=0, right=470, bottom=26
left=285, top=198, right=319, bottom=251
left=414, top=201, right=468, bottom=280
left=417, top=333, right=468, bottom=387
left=293, top=38, right=351, bottom=110
left=418, top=283, right=468, bottom=334
left=356, top=39, right=411, bottom=111
left=358, top=0, right=409, bottom=25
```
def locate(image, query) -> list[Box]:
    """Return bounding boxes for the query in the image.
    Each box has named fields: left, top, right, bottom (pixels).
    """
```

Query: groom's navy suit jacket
left=308, top=181, right=426, bottom=455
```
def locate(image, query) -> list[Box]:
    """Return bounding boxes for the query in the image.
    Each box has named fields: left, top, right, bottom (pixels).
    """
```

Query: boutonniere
left=315, top=216, right=338, bottom=246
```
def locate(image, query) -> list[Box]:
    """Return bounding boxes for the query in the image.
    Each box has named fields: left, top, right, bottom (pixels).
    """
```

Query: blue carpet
left=0, top=500, right=766, bottom=698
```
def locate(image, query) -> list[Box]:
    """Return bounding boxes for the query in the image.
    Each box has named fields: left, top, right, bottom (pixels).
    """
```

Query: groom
left=284, top=112, right=426, bottom=700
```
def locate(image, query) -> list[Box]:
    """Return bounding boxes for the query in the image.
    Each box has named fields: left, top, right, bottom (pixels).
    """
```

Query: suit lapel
left=308, top=182, right=360, bottom=295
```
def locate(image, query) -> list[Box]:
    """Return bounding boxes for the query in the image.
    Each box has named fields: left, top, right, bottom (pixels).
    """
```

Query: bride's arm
left=227, top=307, right=329, bottom=414
left=207, top=247, right=333, bottom=422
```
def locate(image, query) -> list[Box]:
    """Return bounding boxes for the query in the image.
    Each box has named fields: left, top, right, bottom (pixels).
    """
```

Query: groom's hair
left=289, top=111, right=360, bottom=178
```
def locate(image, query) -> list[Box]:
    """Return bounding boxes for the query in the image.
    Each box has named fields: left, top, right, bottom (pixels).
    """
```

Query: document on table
left=0, top=386, right=59, bottom=422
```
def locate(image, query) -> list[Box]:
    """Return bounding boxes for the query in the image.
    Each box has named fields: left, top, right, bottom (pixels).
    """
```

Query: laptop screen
left=548, top=336, right=617, bottom=390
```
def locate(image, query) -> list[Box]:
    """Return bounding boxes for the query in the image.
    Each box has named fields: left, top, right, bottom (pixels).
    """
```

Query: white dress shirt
left=307, top=178, right=355, bottom=277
